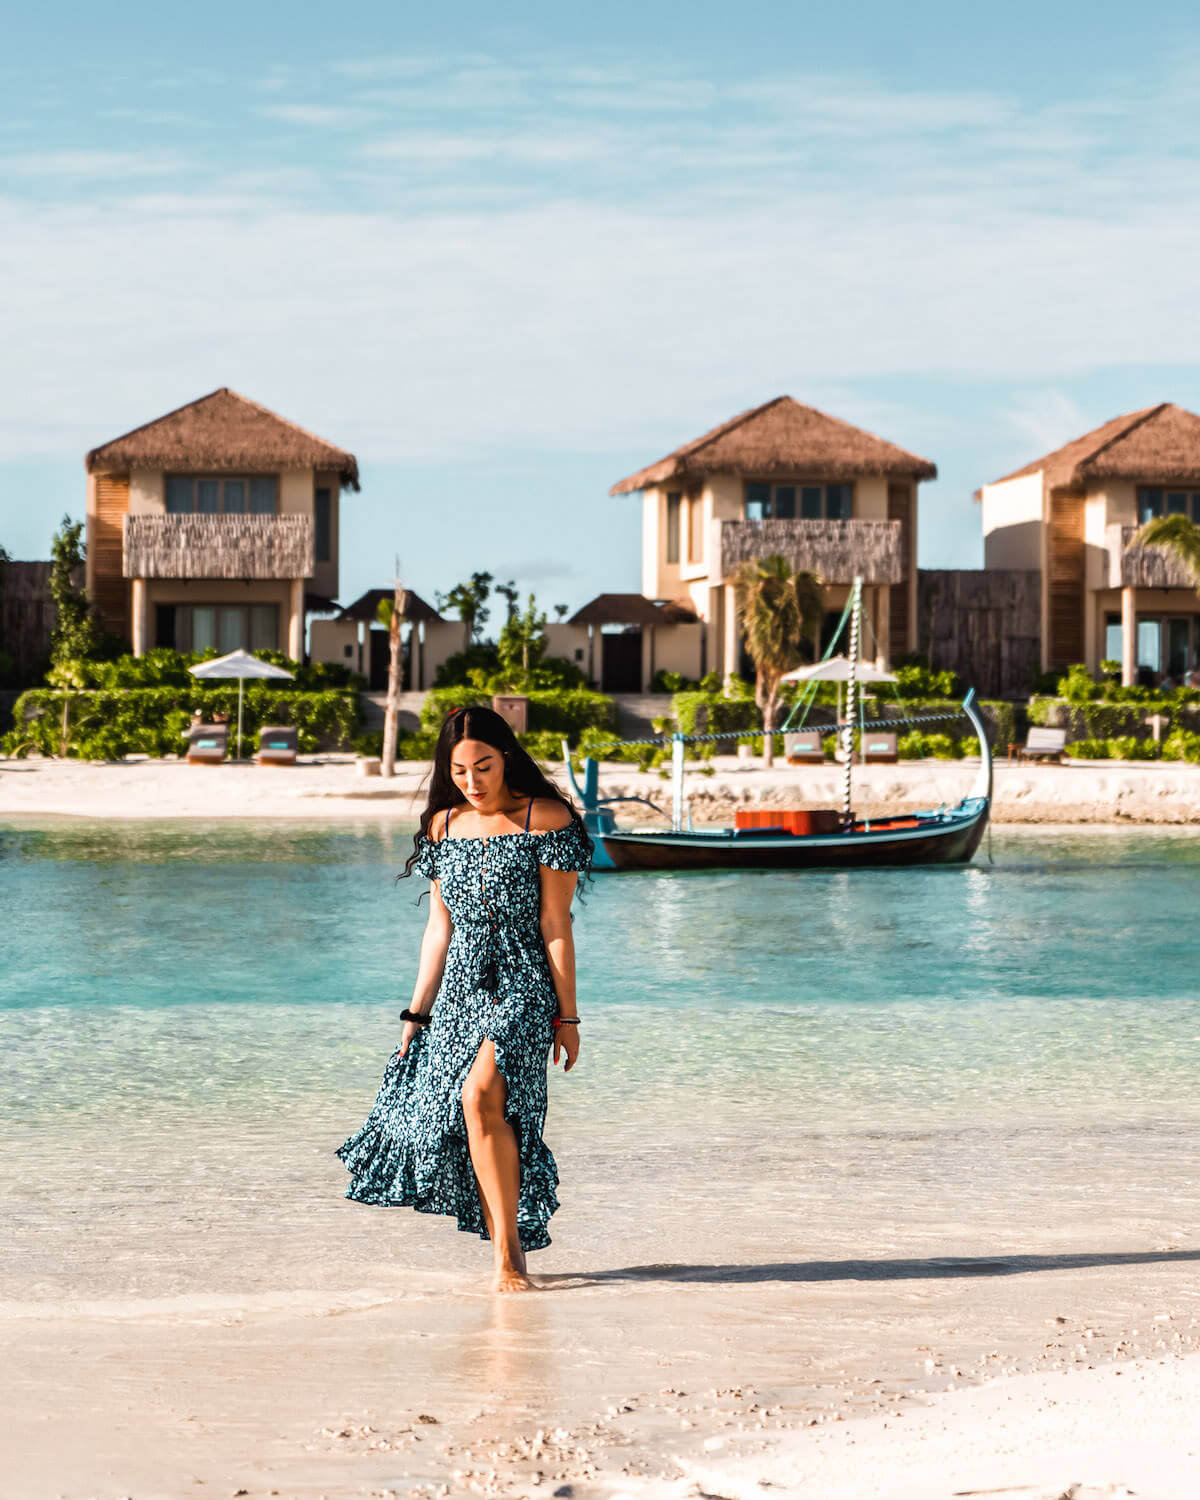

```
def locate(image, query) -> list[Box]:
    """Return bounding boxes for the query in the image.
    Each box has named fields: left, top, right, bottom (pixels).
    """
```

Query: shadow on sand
left=540, top=1248, right=1200, bottom=1288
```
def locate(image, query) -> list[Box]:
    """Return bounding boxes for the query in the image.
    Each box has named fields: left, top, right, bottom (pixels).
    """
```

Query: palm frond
left=1135, top=514, right=1200, bottom=589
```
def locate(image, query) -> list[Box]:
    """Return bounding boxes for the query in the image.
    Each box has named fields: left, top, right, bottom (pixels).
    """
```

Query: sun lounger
left=257, top=725, right=299, bottom=766
left=861, top=731, right=898, bottom=764
left=185, top=723, right=228, bottom=765
left=1013, top=726, right=1067, bottom=764
left=784, top=730, right=826, bottom=765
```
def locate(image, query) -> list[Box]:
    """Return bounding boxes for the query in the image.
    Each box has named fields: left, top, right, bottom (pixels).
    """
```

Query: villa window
left=164, top=475, right=279, bottom=515
left=177, top=603, right=279, bottom=653
left=1138, top=487, right=1200, bottom=524
left=666, top=492, right=681, bottom=564
left=744, top=481, right=853, bottom=520
left=315, top=487, right=332, bottom=563
left=687, top=493, right=704, bottom=563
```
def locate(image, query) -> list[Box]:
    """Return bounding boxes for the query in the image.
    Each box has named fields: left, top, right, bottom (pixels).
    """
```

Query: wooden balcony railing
left=715, top=518, right=904, bottom=585
left=123, top=514, right=314, bottom=580
left=1107, top=524, right=1199, bottom=589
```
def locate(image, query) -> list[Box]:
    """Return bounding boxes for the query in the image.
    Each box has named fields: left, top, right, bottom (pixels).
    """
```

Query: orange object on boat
left=734, top=809, right=841, bottom=835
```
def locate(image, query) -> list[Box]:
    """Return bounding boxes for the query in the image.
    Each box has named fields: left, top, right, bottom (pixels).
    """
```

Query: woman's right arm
left=397, top=879, right=453, bottom=1057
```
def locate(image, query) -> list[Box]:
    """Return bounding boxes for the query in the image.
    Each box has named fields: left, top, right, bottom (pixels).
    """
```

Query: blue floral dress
left=335, top=816, right=593, bottom=1252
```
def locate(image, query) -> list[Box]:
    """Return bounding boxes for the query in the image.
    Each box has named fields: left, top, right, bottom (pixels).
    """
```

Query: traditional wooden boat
left=561, top=579, right=992, bottom=873
left=564, top=691, right=991, bottom=871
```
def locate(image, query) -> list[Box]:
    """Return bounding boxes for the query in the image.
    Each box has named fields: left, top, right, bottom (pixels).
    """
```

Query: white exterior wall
left=279, top=469, right=313, bottom=515
left=854, top=475, right=888, bottom=521
left=545, top=622, right=591, bottom=677
left=308, top=618, right=360, bottom=671
left=421, top=619, right=464, bottom=687
left=130, top=470, right=165, bottom=514
left=645, top=621, right=704, bottom=681
left=980, top=472, right=1044, bottom=568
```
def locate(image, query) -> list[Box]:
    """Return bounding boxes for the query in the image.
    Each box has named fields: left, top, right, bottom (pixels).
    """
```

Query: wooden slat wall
left=887, top=484, right=913, bottom=655
left=92, top=475, right=130, bottom=640
left=1047, top=488, right=1085, bottom=667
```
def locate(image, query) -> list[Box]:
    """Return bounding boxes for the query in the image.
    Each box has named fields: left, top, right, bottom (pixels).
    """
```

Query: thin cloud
left=3, top=150, right=184, bottom=179
left=257, top=103, right=378, bottom=128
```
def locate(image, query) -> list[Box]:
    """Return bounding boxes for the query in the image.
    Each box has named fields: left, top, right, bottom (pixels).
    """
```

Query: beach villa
left=84, top=387, right=359, bottom=658
left=610, top=397, right=937, bottom=681
left=978, top=403, right=1200, bottom=685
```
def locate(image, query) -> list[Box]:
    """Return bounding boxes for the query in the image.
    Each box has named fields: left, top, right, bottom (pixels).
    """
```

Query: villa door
left=601, top=630, right=643, bottom=692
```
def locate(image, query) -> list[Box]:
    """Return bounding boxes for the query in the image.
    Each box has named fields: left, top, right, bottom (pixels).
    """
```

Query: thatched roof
left=338, top=587, right=444, bottom=624
left=609, top=397, right=937, bottom=494
left=987, top=403, right=1200, bottom=491
left=568, top=593, right=699, bottom=627
left=87, top=387, right=360, bottom=490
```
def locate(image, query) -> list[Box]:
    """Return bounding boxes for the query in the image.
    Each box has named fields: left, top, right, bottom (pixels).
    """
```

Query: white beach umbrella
left=780, top=655, right=897, bottom=732
left=188, top=649, right=294, bottom=760
left=779, top=654, right=897, bottom=684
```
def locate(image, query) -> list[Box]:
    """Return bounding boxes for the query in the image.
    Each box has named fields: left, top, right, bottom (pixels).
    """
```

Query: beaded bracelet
left=400, top=1008, right=432, bottom=1026
left=552, top=1017, right=580, bottom=1029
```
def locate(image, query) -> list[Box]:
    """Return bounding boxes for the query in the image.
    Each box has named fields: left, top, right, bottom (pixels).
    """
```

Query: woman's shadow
left=537, top=1247, right=1200, bottom=1288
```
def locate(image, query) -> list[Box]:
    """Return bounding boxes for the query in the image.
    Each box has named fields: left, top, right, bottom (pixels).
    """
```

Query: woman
left=336, top=705, right=593, bottom=1292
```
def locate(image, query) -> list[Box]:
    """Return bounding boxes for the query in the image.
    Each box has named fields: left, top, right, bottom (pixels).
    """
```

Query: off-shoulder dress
left=335, top=814, right=593, bottom=1252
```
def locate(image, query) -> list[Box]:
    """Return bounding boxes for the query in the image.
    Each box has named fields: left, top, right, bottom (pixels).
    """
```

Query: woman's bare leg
left=461, top=1040, right=534, bottom=1292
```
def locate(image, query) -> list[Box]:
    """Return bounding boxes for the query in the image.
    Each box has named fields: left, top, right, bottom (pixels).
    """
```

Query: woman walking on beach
left=336, top=706, right=593, bottom=1292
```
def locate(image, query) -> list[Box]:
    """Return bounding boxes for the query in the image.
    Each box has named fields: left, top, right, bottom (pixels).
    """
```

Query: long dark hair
left=399, top=705, right=592, bottom=883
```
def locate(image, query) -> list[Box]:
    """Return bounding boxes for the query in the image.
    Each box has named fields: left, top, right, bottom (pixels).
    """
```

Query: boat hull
left=595, top=800, right=989, bottom=871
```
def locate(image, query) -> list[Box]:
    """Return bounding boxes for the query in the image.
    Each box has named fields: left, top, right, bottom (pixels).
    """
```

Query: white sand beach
left=4, top=750, right=1200, bottom=824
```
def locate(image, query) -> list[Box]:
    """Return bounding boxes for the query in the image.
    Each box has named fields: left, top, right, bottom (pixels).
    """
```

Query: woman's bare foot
left=492, top=1247, right=535, bottom=1293
left=493, top=1265, right=536, bottom=1293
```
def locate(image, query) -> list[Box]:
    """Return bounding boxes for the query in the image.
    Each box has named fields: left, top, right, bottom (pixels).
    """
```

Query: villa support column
left=130, top=578, right=148, bottom=657
left=416, top=622, right=425, bottom=690
left=723, top=583, right=738, bottom=689
left=288, top=578, right=305, bottom=661
left=875, top=584, right=890, bottom=669
left=1121, top=586, right=1137, bottom=687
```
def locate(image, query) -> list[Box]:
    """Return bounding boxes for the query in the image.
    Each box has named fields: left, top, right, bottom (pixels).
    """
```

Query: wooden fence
left=917, top=569, right=1041, bottom=701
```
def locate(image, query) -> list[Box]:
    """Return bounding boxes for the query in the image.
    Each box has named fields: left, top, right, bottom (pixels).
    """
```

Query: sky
left=5, top=0, right=1200, bottom=617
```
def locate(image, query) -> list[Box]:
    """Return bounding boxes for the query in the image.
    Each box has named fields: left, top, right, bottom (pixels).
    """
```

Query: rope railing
left=579, top=709, right=973, bottom=755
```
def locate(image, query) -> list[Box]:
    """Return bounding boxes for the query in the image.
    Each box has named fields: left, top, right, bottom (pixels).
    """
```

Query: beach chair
left=861, top=731, right=898, bottom=765
left=185, top=723, right=228, bottom=765
left=257, top=725, right=299, bottom=766
left=784, top=730, right=826, bottom=765
left=1014, top=726, right=1066, bottom=764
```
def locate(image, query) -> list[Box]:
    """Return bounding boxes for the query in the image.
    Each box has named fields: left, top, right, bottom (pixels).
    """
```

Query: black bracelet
left=400, top=1008, right=432, bottom=1026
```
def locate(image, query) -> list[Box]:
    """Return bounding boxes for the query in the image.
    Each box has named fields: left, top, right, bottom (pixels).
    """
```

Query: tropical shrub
left=420, top=686, right=616, bottom=740
left=4, top=684, right=360, bottom=759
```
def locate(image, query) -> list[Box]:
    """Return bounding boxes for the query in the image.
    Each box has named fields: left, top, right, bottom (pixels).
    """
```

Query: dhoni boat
left=561, top=579, right=992, bottom=873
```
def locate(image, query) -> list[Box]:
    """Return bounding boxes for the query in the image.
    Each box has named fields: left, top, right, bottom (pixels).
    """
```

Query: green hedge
left=670, top=689, right=1014, bottom=757
left=420, top=687, right=616, bottom=739
left=4, top=684, right=360, bottom=760
left=1064, top=733, right=1200, bottom=762
left=52, top=646, right=363, bottom=692
left=1030, top=697, right=1200, bottom=742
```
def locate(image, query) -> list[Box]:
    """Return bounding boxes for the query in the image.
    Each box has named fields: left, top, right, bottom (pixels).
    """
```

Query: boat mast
left=841, top=576, right=862, bottom=831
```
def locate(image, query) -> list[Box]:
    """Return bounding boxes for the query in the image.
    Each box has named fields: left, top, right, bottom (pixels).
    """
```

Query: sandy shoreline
left=5, top=751, right=1200, bottom=824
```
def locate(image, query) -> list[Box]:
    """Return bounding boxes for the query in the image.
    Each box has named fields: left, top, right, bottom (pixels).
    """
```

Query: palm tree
left=733, top=554, right=824, bottom=768
left=1135, top=513, right=1200, bottom=588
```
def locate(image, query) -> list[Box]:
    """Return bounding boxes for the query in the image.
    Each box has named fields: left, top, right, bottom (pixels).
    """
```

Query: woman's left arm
left=539, top=864, right=580, bottom=1072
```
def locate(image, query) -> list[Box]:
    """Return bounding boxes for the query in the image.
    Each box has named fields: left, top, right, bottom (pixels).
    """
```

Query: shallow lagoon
left=4, top=821, right=1200, bottom=1304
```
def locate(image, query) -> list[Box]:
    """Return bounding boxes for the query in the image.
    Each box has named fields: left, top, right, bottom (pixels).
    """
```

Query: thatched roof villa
left=85, top=388, right=359, bottom=658
left=979, top=403, right=1200, bottom=684
left=610, top=396, right=937, bottom=682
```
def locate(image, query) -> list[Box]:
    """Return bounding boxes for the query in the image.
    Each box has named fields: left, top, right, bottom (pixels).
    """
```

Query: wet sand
left=7, top=1098, right=1200, bottom=1498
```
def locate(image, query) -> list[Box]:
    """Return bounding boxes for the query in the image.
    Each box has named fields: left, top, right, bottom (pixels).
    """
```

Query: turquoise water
left=5, top=820, right=1200, bottom=1300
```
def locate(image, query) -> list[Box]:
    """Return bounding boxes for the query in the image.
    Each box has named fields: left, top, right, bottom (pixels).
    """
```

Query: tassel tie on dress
left=456, top=914, right=543, bottom=995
